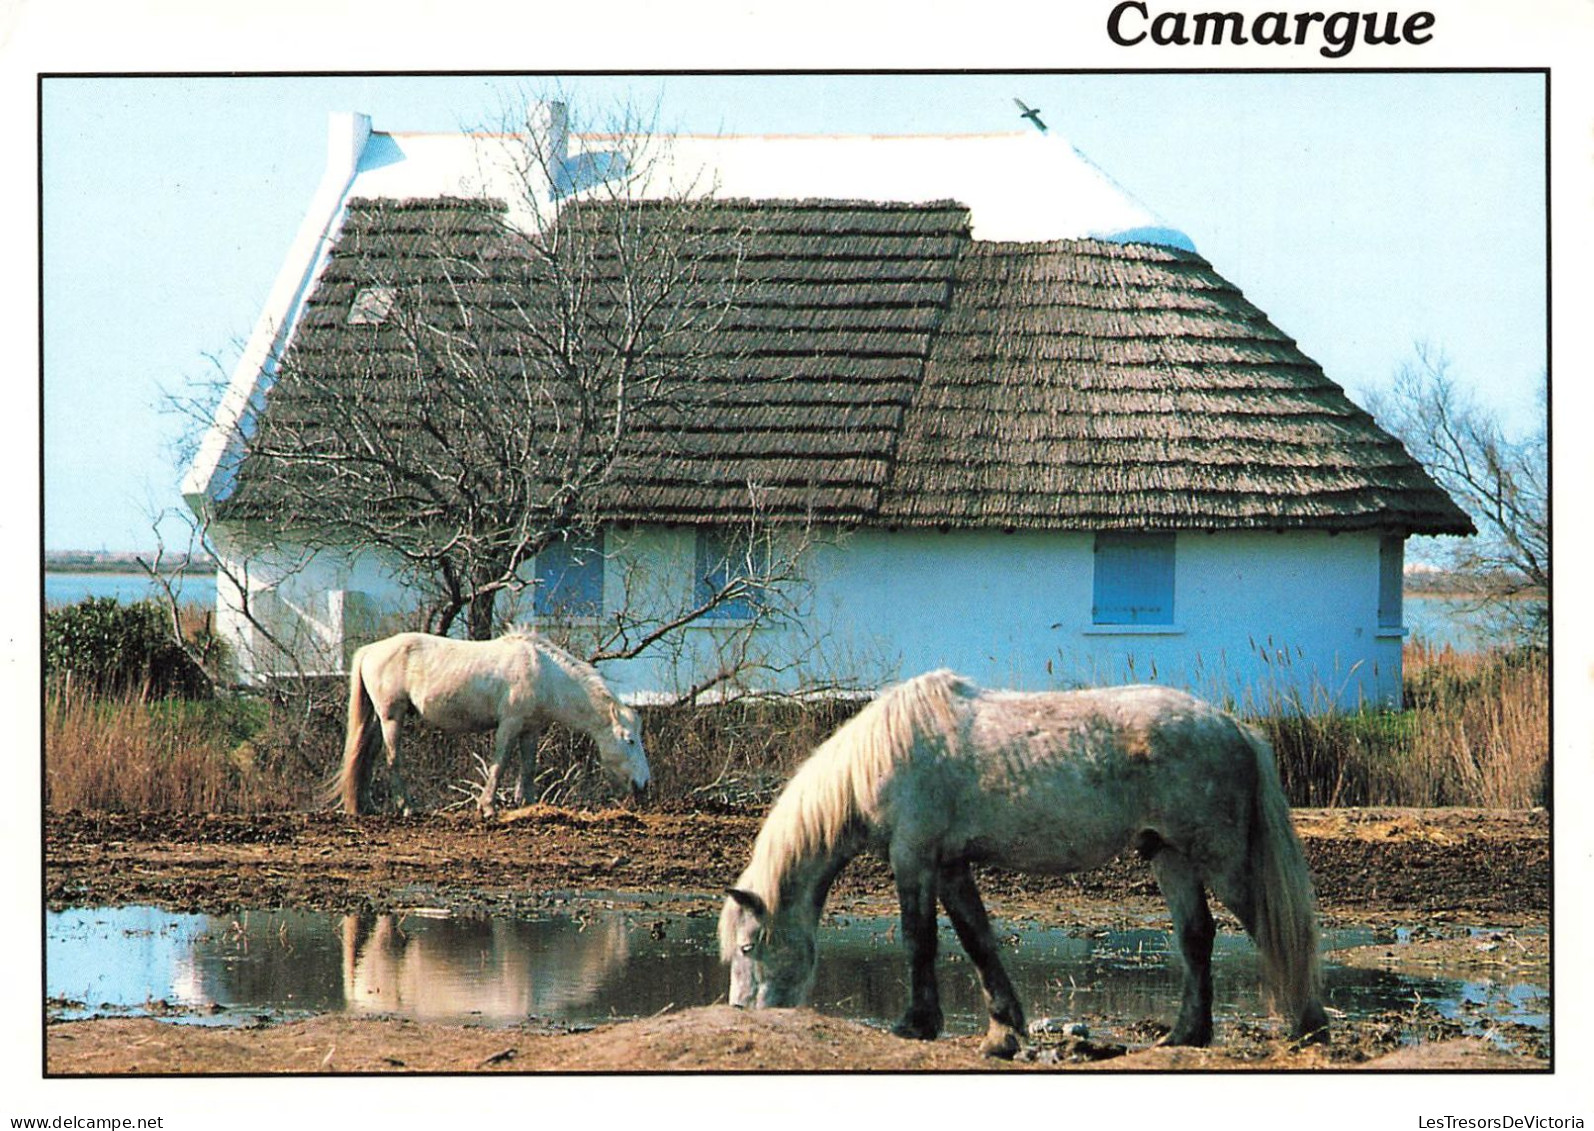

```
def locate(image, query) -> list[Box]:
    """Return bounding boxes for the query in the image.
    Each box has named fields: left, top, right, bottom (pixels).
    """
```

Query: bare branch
left=174, top=92, right=828, bottom=703
left=1368, top=344, right=1547, bottom=645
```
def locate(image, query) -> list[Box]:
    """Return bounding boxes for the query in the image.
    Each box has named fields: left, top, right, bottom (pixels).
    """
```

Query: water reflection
left=47, top=905, right=725, bottom=1027
left=340, top=912, right=632, bottom=1022
left=47, top=906, right=1546, bottom=1042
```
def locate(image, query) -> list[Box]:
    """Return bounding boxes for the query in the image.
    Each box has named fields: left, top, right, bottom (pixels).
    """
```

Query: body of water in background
left=45, top=572, right=217, bottom=608
left=1403, top=593, right=1538, bottom=652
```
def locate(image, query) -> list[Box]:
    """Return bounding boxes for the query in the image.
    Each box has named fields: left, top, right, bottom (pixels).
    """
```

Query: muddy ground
left=43, top=805, right=1551, bottom=1074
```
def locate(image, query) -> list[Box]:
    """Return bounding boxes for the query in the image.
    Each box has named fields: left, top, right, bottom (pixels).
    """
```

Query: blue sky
left=41, top=71, right=1547, bottom=553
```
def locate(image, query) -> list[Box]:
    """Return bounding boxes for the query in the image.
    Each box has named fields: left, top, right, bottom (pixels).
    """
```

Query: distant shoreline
left=44, top=552, right=215, bottom=577
left=1404, top=585, right=1547, bottom=603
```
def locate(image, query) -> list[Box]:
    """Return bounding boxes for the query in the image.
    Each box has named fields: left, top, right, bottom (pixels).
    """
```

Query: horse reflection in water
left=339, top=912, right=632, bottom=1023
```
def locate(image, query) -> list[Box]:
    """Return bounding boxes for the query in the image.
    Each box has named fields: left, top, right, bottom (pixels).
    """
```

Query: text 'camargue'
left=1105, top=4, right=1436, bottom=57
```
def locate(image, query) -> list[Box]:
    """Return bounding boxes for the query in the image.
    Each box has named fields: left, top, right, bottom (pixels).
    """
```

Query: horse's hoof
left=980, top=1030, right=1021, bottom=1059
left=891, top=1012, right=943, bottom=1041
left=1293, top=1004, right=1331, bottom=1046
left=1293, top=1022, right=1331, bottom=1047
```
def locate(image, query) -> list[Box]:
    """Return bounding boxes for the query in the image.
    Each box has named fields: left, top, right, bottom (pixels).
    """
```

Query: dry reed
left=1259, top=642, right=1548, bottom=809
left=44, top=681, right=285, bottom=813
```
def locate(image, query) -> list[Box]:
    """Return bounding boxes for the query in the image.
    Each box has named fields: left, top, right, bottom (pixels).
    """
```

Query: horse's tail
left=333, top=649, right=378, bottom=815
left=1240, top=723, right=1327, bottom=1042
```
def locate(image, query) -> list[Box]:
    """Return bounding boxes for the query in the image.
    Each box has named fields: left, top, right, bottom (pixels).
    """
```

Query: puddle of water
left=46, top=904, right=1547, bottom=1045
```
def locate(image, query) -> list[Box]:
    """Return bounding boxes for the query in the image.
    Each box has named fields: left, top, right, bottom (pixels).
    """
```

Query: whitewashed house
left=182, top=106, right=1472, bottom=710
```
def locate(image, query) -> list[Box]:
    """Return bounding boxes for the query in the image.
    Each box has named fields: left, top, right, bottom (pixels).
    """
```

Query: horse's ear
left=726, top=888, right=767, bottom=918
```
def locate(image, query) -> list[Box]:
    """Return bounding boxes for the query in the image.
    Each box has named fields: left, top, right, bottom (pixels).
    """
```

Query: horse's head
left=598, top=701, right=651, bottom=794
left=718, top=888, right=817, bottom=1009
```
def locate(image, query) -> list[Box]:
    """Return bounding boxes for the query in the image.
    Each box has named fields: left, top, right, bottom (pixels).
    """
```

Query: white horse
left=719, top=670, right=1328, bottom=1058
left=336, top=630, right=650, bottom=817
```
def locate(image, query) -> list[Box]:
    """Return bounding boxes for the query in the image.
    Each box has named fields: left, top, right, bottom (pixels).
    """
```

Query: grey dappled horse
left=720, top=670, right=1328, bottom=1057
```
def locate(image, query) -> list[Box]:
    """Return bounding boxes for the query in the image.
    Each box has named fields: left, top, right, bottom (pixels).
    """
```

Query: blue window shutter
left=1092, top=533, right=1175, bottom=625
left=1378, top=535, right=1404, bottom=629
left=533, top=533, right=605, bottom=617
left=695, top=528, right=758, bottom=620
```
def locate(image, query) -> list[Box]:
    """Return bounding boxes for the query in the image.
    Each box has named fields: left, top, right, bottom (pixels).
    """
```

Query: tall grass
left=44, top=682, right=289, bottom=812
left=1259, top=641, right=1548, bottom=808
left=43, top=643, right=1548, bottom=815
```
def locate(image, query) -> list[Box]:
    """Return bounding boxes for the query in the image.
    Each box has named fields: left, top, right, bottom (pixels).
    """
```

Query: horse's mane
left=500, top=628, right=619, bottom=710
left=731, top=669, right=977, bottom=918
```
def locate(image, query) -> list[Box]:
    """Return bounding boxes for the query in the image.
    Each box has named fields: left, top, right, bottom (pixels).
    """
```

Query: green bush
left=45, top=597, right=210, bottom=699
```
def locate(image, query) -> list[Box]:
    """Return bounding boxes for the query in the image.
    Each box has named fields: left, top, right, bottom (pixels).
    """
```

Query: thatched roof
left=224, top=196, right=1473, bottom=536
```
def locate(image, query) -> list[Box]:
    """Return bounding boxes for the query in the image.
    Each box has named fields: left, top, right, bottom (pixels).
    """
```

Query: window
left=533, top=534, right=605, bottom=618
left=1092, top=532, right=1176, bottom=626
left=695, top=528, right=766, bottom=621
left=1378, top=535, right=1404, bottom=630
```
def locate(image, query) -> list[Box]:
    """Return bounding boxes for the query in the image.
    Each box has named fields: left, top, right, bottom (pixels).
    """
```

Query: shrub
left=45, top=597, right=210, bottom=699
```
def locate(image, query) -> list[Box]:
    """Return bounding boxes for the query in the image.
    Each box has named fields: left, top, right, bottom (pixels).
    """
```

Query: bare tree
left=220, top=97, right=772, bottom=640
left=1369, top=343, right=1547, bottom=644
left=159, top=95, right=845, bottom=713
